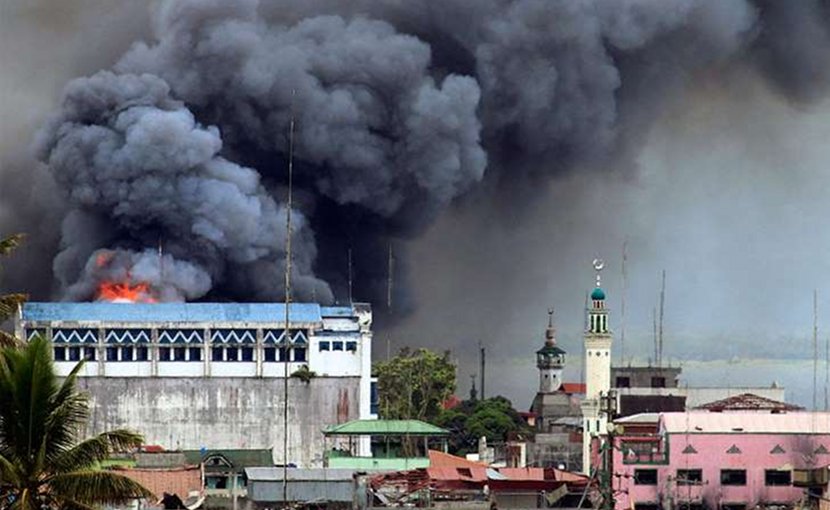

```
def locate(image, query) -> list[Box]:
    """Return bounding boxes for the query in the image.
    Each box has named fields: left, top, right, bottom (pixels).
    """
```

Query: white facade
left=16, top=302, right=377, bottom=463
left=581, top=289, right=612, bottom=474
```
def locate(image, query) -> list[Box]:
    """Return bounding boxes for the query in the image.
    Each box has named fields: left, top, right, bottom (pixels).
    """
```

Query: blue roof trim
left=23, top=302, right=324, bottom=324
left=320, top=306, right=357, bottom=318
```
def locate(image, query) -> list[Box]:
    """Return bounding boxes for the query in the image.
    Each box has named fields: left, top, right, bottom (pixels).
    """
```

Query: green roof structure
left=323, top=419, right=449, bottom=437
left=591, top=287, right=606, bottom=300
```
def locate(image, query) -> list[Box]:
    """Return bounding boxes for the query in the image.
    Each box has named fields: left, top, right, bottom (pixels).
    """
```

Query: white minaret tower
left=580, top=258, right=613, bottom=474
left=537, top=309, right=566, bottom=393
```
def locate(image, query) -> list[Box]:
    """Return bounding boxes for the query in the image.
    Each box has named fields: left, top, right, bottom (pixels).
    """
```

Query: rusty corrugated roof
left=695, top=392, right=803, bottom=412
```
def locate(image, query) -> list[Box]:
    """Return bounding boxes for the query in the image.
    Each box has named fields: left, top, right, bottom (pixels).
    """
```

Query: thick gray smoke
left=9, top=0, right=830, bottom=307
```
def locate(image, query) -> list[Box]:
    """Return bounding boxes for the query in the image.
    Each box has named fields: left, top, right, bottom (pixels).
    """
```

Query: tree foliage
left=374, top=348, right=456, bottom=422
left=0, top=336, right=153, bottom=509
left=436, top=396, right=532, bottom=455
left=0, top=234, right=26, bottom=348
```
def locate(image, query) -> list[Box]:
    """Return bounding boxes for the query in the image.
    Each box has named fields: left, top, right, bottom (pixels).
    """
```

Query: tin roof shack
left=244, top=468, right=356, bottom=508
left=323, top=419, right=449, bottom=470
left=613, top=411, right=830, bottom=510
left=183, top=450, right=272, bottom=509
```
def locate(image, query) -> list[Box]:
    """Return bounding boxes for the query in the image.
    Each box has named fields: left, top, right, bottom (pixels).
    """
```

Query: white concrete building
left=16, top=302, right=376, bottom=467
left=580, top=261, right=612, bottom=474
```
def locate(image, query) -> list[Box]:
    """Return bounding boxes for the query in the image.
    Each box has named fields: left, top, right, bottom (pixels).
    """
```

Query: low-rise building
left=613, top=411, right=830, bottom=510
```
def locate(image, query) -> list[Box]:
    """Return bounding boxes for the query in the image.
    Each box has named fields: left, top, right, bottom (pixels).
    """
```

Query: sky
left=4, top=1, right=830, bottom=410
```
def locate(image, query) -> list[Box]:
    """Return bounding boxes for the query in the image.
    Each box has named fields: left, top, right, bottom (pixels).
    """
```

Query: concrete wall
left=77, top=376, right=360, bottom=468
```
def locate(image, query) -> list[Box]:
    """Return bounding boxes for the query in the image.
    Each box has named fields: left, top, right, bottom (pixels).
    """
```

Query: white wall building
left=16, top=302, right=376, bottom=467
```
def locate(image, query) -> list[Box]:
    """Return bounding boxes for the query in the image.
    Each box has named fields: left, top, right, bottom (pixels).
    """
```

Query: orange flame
left=97, top=280, right=158, bottom=303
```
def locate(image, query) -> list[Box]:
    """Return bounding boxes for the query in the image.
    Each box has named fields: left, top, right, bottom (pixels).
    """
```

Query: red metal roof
left=112, top=465, right=202, bottom=501
left=428, top=450, right=487, bottom=468
left=562, top=382, right=586, bottom=394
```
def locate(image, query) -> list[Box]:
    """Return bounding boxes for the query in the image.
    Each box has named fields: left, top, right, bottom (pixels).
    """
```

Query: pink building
left=612, top=411, right=830, bottom=510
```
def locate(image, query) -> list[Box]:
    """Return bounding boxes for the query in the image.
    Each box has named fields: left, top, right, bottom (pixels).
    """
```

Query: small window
left=264, top=347, right=276, bottom=362
left=616, top=376, right=631, bottom=388
left=677, top=469, right=702, bottom=486
left=174, top=348, right=186, bottom=361
left=721, top=469, right=746, bottom=486
left=189, top=347, right=202, bottom=362
left=68, top=347, right=81, bottom=362
left=332, top=341, right=344, bottom=351
left=54, top=346, right=66, bottom=361
left=346, top=341, right=358, bottom=352
left=721, top=505, right=746, bottom=510
left=159, top=347, right=171, bottom=362
left=319, top=341, right=330, bottom=352
left=241, top=347, right=254, bottom=362
left=84, top=347, right=96, bottom=361
left=765, top=470, right=791, bottom=486
left=226, top=347, right=238, bottom=361
left=136, top=346, right=149, bottom=361
left=212, top=347, right=223, bottom=361
left=635, top=469, right=658, bottom=485
left=294, top=347, right=306, bottom=362
left=121, top=346, right=134, bottom=361
left=651, top=376, right=666, bottom=388
left=106, top=347, right=119, bottom=361
left=279, top=347, right=289, bottom=362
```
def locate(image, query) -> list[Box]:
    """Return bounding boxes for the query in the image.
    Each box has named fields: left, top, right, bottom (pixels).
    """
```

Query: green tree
left=437, top=396, right=532, bottom=455
left=0, top=336, right=153, bottom=510
left=0, top=234, right=26, bottom=348
left=374, top=348, right=456, bottom=422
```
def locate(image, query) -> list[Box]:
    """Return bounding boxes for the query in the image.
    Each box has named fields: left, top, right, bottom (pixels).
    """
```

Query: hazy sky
left=4, top=1, right=830, bottom=409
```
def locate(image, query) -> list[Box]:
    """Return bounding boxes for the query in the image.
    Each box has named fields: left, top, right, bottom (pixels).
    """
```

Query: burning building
left=15, top=300, right=376, bottom=468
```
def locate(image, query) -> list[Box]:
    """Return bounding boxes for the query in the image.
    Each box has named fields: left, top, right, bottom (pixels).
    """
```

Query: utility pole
left=814, top=289, right=818, bottom=412
left=282, top=90, right=296, bottom=507
left=599, top=390, right=618, bottom=510
left=620, top=241, right=628, bottom=364
left=658, top=269, right=665, bottom=366
left=479, top=343, right=486, bottom=400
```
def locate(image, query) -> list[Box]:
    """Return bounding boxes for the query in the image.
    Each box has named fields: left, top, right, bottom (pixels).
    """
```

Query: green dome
left=591, top=287, right=606, bottom=300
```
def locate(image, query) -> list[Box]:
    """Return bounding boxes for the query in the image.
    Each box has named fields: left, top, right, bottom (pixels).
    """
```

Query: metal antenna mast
left=814, top=289, right=818, bottom=411
left=620, top=241, right=628, bottom=364
left=387, top=244, right=394, bottom=310
left=659, top=269, right=665, bottom=366
left=282, top=91, right=296, bottom=506
left=347, top=248, right=353, bottom=304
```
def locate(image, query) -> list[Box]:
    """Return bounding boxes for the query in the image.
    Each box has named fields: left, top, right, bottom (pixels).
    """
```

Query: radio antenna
left=282, top=90, right=296, bottom=505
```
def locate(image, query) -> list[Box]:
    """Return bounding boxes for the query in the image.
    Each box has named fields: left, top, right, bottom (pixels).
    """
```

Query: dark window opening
left=121, top=346, right=134, bottom=361
left=212, top=347, right=223, bottom=361
left=721, top=470, right=746, bottom=486
left=68, top=347, right=81, bottom=361
left=174, top=348, right=186, bottom=361
left=635, top=469, right=658, bottom=485
left=189, top=347, right=202, bottom=362
left=677, top=469, right=703, bottom=486
left=319, top=341, right=330, bottom=351
left=765, top=470, right=791, bottom=486
left=159, top=347, right=171, bottom=362
left=294, top=347, right=306, bottom=362
left=346, top=341, right=358, bottom=352
left=279, top=347, right=289, bottom=362
left=106, top=347, right=119, bottom=361
left=264, top=347, right=276, bottom=362
left=136, top=346, right=149, bottom=361
left=226, top=347, right=238, bottom=361
left=616, top=377, right=631, bottom=388
left=721, top=504, right=746, bottom=510
left=651, top=376, right=666, bottom=388
left=84, top=347, right=96, bottom=361
left=634, top=504, right=660, bottom=510
left=54, top=347, right=66, bottom=361
left=332, top=341, right=344, bottom=351
left=241, top=347, right=254, bottom=362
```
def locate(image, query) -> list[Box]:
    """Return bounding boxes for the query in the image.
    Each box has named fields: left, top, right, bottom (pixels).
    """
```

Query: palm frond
left=48, top=470, right=154, bottom=505
left=0, top=293, right=27, bottom=319
left=0, top=234, right=24, bottom=256
left=50, top=430, right=144, bottom=474
left=0, top=330, right=21, bottom=349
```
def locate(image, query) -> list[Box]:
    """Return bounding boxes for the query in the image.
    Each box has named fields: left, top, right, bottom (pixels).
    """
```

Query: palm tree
left=0, top=336, right=153, bottom=509
left=0, top=234, right=27, bottom=348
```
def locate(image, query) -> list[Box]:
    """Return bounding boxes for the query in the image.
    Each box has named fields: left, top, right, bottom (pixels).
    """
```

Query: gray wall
left=77, top=377, right=360, bottom=468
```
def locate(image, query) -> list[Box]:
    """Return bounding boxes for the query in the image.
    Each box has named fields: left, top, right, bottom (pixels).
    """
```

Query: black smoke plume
left=16, top=0, right=830, bottom=306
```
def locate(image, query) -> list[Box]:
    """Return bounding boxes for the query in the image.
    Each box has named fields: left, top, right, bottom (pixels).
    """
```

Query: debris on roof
left=695, top=392, right=803, bottom=412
